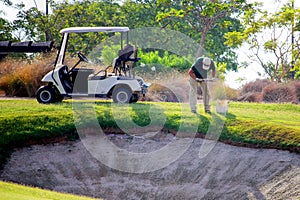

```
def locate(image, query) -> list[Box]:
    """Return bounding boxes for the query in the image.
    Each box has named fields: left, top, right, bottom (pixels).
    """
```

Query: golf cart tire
left=36, top=85, right=56, bottom=104
left=112, top=86, right=132, bottom=104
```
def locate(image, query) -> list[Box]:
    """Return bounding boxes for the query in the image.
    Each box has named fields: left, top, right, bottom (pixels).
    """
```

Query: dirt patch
left=0, top=134, right=299, bottom=199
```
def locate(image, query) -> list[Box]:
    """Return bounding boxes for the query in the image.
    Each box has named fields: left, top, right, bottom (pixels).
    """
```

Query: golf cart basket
left=113, top=43, right=140, bottom=78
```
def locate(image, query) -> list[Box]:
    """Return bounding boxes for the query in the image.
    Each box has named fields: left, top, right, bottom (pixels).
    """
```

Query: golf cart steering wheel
left=67, top=52, right=89, bottom=76
left=78, top=52, right=89, bottom=62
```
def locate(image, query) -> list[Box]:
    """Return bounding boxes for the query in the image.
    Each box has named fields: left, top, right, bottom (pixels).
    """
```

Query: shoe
left=191, top=110, right=197, bottom=114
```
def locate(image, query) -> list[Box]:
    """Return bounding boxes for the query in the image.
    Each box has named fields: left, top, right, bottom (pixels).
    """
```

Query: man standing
left=188, top=57, right=216, bottom=114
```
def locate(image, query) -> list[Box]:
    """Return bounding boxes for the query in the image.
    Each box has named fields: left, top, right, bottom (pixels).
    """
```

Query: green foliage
left=99, top=44, right=192, bottom=72
left=223, top=31, right=246, bottom=48
left=100, top=44, right=119, bottom=66
left=138, top=50, right=191, bottom=71
left=156, top=0, right=252, bottom=71
left=0, top=18, right=14, bottom=41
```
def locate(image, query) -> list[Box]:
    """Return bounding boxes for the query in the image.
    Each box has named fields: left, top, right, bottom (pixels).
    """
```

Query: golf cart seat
left=58, top=65, right=73, bottom=93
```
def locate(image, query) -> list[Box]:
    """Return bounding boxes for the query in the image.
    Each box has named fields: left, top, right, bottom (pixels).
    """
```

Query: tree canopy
left=225, top=0, right=300, bottom=81
left=3, top=0, right=299, bottom=79
left=156, top=0, right=254, bottom=71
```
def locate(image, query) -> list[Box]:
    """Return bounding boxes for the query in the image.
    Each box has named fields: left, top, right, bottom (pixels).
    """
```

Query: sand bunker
left=1, top=134, right=299, bottom=199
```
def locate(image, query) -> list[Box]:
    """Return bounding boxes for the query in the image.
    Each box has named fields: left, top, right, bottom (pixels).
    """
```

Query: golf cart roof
left=60, top=27, right=130, bottom=34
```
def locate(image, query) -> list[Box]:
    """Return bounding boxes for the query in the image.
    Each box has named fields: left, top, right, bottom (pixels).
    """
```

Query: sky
left=0, top=0, right=299, bottom=89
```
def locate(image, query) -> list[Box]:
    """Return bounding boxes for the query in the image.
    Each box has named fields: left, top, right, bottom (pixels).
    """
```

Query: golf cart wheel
left=112, top=86, right=132, bottom=104
left=36, top=85, right=55, bottom=104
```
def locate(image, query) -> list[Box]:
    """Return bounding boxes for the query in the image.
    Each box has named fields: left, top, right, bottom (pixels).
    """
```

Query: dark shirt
left=191, top=57, right=215, bottom=79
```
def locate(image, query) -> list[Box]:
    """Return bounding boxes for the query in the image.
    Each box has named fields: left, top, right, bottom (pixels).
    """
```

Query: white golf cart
left=36, top=27, right=150, bottom=104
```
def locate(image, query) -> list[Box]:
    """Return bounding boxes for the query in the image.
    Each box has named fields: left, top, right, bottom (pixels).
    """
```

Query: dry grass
left=144, top=72, right=190, bottom=102
left=0, top=53, right=55, bottom=97
left=144, top=73, right=240, bottom=103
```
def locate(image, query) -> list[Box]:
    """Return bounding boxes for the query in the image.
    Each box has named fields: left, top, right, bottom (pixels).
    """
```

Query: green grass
left=0, top=99, right=299, bottom=169
left=224, top=102, right=300, bottom=149
left=0, top=181, right=98, bottom=200
left=229, top=103, right=300, bottom=131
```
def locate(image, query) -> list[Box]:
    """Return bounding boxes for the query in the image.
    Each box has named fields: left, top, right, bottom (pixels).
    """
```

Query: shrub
left=262, top=83, right=296, bottom=103
left=238, top=92, right=262, bottom=102
left=238, top=79, right=272, bottom=102
left=290, top=81, right=300, bottom=103
left=240, top=79, right=271, bottom=95
left=144, top=73, right=190, bottom=102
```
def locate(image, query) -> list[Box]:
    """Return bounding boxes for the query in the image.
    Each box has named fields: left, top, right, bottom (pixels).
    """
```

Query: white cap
left=203, top=57, right=211, bottom=70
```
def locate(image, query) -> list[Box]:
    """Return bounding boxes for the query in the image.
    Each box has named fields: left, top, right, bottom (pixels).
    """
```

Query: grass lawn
left=0, top=99, right=299, bottom=168
left=229, top=102, right=300, bottom=131
left=0, top=181, right=98, bottom=200
left=225, top=102, right=300, bottom=148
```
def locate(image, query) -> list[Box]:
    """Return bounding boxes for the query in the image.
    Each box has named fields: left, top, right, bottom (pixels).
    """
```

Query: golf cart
left=36, top=27, right=150, bottom=104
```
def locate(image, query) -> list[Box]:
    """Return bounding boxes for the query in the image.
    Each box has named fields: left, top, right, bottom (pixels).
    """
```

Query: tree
left=0, top=0, right=15, bottom=41
left=121, top=0, right=161, bottom=28
left=11, top=1, right=125, bottom=52
left=0, top=17, right=14, bottom=41
left=224, top=0, right=300, bottom=82
left=156, top=0, right=254, bottom=71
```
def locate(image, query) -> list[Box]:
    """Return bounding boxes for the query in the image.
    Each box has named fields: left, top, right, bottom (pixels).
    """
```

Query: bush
left=238, top=79, right=271, bottom=102
left=144, top=73, right=190, bottom=102
left=0, top=54, right=54, bottom=97
left=238, top=80, right=300, bottom=103
left=262, top=83, right=296, bottom=103
left=139, top=51, right=191, bottom=71
left=290, top=81, right=300, bottom=103
left=238, top=92, right=262, bottom=102
left=240, top=79, right=271, bottom=95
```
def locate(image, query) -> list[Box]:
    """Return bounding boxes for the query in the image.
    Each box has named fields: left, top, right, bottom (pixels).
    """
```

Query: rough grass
left=0, top=100, right=299, bottom=169
left=0, top=181, right=98, bottom=200
left=0, top=55, right=55, bottom=97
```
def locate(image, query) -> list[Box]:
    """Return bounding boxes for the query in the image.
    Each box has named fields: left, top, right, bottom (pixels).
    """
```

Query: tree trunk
left=196, top=19, right=213, bottom=58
